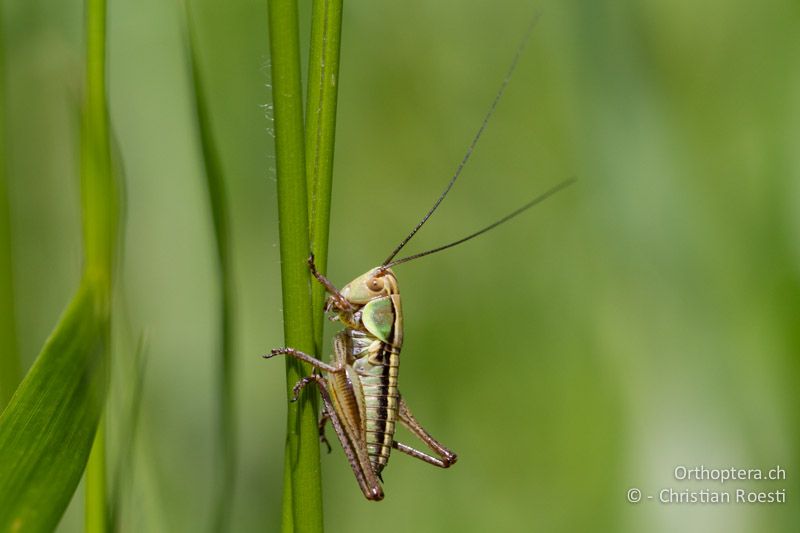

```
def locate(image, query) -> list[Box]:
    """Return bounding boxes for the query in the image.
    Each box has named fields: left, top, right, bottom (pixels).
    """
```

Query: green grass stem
left=86, top=416, right=108, bottom=532
left=183, top=4, right=238, bottom=530
left=82, top=0, right=116, bottom=285
left=305, top=0, right=343, bottom=355
left=267, top=1, right=324, bottom=531
left=0, top=7, right=21, bottom=411
left=83, top=0, right=116, bottom=530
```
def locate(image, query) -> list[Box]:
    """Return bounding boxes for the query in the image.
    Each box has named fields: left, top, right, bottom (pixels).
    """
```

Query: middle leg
left=264, top=347, right=343, bottom=374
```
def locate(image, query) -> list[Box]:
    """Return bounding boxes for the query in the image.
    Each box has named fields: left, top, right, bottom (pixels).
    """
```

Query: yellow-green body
left=329, top=268, right=403, bottom=476
left=267, top=262, right=456, bottom=501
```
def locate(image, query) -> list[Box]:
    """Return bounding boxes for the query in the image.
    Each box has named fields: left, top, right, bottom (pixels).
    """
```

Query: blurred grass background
left=3, top=0, right=798, bottom=531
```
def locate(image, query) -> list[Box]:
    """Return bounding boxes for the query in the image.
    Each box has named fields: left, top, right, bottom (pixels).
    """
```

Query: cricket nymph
left=328, top=268, right=403, bottom=476
left=267, top=259, right=456, bottom=501
left=266, top=15, right=574, bottom=501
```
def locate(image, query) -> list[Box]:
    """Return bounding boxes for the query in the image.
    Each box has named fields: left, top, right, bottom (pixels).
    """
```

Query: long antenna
left=381, top=14, right=542, bottom=267
left=383, top=178, right=575, bottom=269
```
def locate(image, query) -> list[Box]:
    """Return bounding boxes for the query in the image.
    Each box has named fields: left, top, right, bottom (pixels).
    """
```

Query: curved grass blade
left=0, top=0, right=118, bottom=529
left=0, top=280, right=109, bottom=532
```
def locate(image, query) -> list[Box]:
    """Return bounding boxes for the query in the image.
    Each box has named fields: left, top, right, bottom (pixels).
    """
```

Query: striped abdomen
left=348, top=292, right=403, bottom=475
left=359, top=343, right=400, bottom=474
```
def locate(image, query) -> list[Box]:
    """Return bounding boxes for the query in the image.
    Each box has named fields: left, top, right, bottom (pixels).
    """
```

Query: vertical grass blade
left=267, top=0, right=324, bottom=531
left=182, top=4, right=238, bottom=530
left=305, top=0, right=343, bottom=355
left=83, top=0, right=115, bottom=530
left=81, top=0, right=116, bottom=283
left=0, top=0, right=118, bottom=529
left=268, top=1, right=343, bottom=529
left=86, top=415, right=109, bottom=533
left=0, top=6, right=22, bottom=411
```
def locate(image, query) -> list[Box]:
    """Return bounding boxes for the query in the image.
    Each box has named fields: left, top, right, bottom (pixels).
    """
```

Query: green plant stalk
left=86, top=416, right=107, bottom=532
left=82, top=0, right=115, bottom=284
left=267, top=0, right=324, bottom=531
left=305, top=0, right=343, bottom=355
left=183, top=5, right=237, bottom=530
left=0, top=6, right=21, bottom=411
left=83, top=0, right=116, bottom=530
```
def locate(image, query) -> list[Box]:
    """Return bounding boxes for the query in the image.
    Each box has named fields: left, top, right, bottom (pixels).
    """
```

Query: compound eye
left=367, top=276, right=384, bottom=292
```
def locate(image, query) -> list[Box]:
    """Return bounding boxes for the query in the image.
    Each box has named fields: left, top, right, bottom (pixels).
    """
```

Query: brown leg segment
left=292, top=375, right=384, bottom=501
left=307, top=253, right=352, bottom=312
left=264, top=347, right=343, bottom=373
left=318, top=411, right=332, bottom=453
left=393, top=395, right=458, bottom=468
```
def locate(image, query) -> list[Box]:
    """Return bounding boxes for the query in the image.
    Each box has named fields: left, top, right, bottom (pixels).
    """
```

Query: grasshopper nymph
left=265, top=17, right=574, bottom=501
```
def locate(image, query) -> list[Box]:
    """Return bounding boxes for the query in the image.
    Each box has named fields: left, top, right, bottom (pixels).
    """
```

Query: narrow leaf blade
left=0, top=281, right=108, bottom=532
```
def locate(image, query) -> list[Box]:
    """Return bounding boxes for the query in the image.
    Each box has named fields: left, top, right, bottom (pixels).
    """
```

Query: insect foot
left=443, top=451, right=458, bottom=467
left=291, top=375, right=323, bottom=402
left=263, top=348, right=285, bottom=359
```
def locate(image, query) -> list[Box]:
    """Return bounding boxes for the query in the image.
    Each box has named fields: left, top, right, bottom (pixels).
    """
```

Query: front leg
left=307, top=253, right=352, bottom=312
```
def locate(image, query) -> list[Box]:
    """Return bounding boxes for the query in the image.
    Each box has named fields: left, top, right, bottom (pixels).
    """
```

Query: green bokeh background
left=4, top=0, right=799, bottom=531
